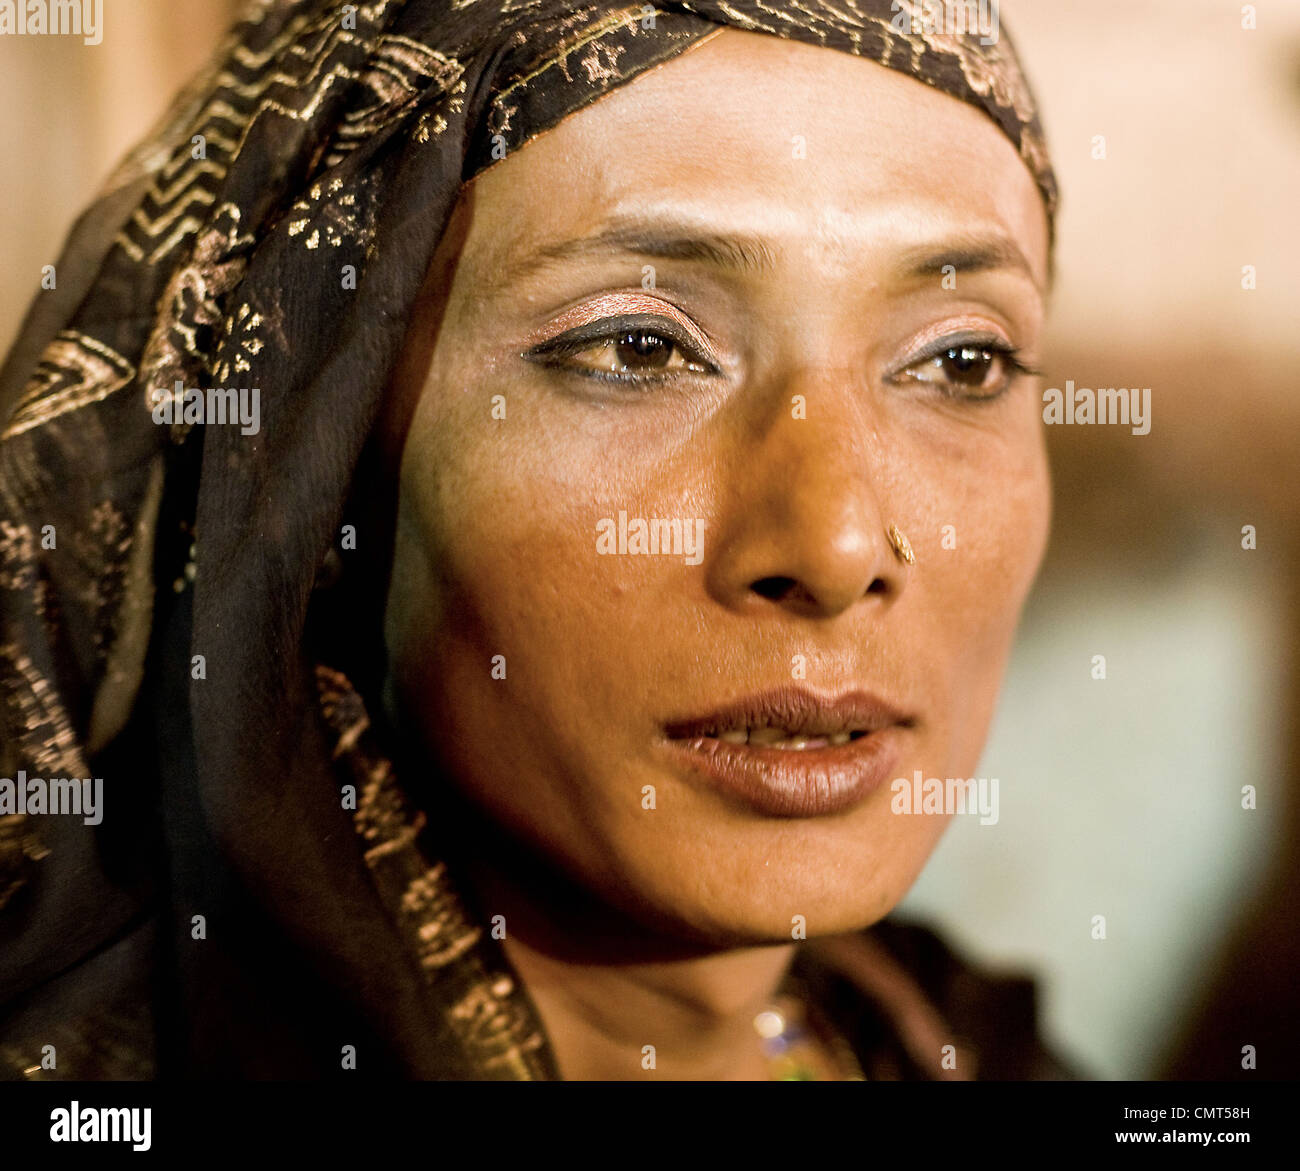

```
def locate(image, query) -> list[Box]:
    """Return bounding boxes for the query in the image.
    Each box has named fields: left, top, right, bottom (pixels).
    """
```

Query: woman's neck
left=500, top=919, right=797, bottom=1081
left=440, top=792, right=798, bottom=1080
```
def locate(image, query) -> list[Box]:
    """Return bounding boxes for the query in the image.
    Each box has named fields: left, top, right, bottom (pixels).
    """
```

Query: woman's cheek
left=905, top=411, right=1048, bottom=766
left=933, top=403, right=1048, bottom=582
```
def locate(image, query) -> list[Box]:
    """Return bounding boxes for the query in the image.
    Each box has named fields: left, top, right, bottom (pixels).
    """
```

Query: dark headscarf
left=0, top=0, right=1058, bottom=1079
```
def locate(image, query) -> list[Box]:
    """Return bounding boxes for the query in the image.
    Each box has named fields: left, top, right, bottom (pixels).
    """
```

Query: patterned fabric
left=0, top=1, right=1058, bottom=1078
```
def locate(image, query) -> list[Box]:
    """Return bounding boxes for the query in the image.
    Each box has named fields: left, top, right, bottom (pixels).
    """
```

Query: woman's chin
left=597, top=850, right=922, bottom=949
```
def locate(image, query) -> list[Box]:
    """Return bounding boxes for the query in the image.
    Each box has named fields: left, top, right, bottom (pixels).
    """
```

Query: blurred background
left=2, top=0, right=1296, bottom=1079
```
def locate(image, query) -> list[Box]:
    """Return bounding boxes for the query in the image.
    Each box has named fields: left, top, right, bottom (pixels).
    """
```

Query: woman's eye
left=592, top=329, right=698, bottom=375
left=616, top=331, right=670, bottom=369
left=895, top=340, right=1032, bottom=399
left=524, top=315, right=718, bottom=384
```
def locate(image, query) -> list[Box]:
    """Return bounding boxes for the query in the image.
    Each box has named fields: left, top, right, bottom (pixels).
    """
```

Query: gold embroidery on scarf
left=490, top=5, right=647, bottom=112
left=0, top=642, right=93, bottom=912
left=114, top=11, right=366, bottom=265
left=0, top=814, right=51, bottom=912
left=316, top=665, right=554, bottom=1079
left=3, top=333, right=136, bottom=440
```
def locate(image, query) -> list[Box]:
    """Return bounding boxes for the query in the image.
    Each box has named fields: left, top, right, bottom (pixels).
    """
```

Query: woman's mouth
left=659, top=687, right=913, bottom=818
left=703, top=726, right=871, bottom=749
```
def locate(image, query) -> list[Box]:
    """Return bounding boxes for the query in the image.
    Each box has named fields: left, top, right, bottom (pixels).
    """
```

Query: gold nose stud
left=887, top=523, right=915, bottom=566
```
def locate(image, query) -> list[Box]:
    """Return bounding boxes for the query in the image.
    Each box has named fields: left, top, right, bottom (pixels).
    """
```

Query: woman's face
left=383, top=28, right=1050, bottom=945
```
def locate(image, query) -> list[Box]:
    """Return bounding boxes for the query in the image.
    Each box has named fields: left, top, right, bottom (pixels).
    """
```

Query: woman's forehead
left=461, top=32, right=1049, bottom=293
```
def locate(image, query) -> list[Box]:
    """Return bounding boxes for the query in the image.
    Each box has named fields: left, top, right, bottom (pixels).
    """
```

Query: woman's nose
left=704, top=373, right=909, bottom=619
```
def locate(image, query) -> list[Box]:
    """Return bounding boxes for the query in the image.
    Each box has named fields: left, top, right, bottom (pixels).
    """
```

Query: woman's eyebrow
left=892, top=233, right=1044, bottom=294
left=484, top=214, right=779, bottom=294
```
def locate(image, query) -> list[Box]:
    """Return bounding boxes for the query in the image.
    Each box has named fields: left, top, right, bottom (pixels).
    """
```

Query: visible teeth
left=710, top=727, right=863, bottom=748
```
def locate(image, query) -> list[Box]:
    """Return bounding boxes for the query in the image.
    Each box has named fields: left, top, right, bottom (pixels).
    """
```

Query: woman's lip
left=658, top=727, right=905, bottom=819
left=662, top=686, right=913, bottom=741
left=659, top=687, right=914, bottom=818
